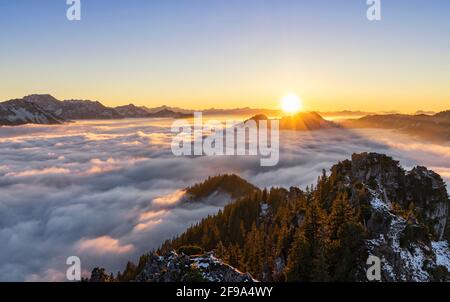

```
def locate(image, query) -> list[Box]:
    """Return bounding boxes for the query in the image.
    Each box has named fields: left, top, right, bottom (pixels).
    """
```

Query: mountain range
left=0, top=94, right=341, bottom=132
left=342, top=111, right=450, bottom=142
left=0, top=94, right=282, bottom=126
left=2, top=95, right=449, bottom=144
left=89, top=153, right=450, bottom=282
left=0, top=94, right=193, bottom=126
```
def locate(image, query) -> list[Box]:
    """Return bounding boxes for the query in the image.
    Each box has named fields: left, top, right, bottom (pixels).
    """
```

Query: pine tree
left=285, top=230, right=313, bottom=281
left=285, top=200, right=327, bottom=281
left=215, top=241, right=226, bottom=259
left=326, top=191, right=366, bottom=281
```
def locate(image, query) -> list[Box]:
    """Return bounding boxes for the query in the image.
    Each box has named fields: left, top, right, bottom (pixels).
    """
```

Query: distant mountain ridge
left=0, top=94, right=193, bottom=126
left=2, top=94, right=449, bottom=138
left=115, top=104, right=192, bottom=118
left=342, top=112, right=450, bottom=142
left=24, top=94, right=122, bottom=120
left=115, top=104, right=151, bottom=118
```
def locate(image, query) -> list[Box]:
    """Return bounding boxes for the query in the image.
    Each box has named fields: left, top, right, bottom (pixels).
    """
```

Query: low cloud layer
left=0, top=119, right=449, bottom=281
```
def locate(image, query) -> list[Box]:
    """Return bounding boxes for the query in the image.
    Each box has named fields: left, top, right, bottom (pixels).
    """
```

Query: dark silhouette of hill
left=342, top=111, right=450, bottom=142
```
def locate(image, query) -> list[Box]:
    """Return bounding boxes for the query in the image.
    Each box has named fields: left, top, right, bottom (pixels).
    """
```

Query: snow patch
left=399, top=244, right=429, bottom=282
left=432, top=241, right=450, bottom=271
left=260, top=202, right=269, bottom=216
left=370, top=197, right=389, bottom=211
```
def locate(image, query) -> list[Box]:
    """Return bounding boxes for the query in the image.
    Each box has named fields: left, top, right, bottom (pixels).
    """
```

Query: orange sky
left=1, top=1, right=449, bottom=113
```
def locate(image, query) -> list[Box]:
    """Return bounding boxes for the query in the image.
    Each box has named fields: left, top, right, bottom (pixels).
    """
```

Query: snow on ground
left=370, top=197, right=389, bottom=211
left=432, top=241, right=450, bottom=271
left=368, top=188, right=430, bottom=281
left=399, top=244, right=429, bottom=282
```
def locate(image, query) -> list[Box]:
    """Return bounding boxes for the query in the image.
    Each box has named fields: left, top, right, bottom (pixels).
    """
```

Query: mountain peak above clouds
left=115, top=104, right=150, bottom=118
left=23, top=94, right=122, bottom=120
left=185, top=174, right=259, bottom=202
left=246, top=111, right=339, bottom=131
left=0, top=98, right=64, bottom=126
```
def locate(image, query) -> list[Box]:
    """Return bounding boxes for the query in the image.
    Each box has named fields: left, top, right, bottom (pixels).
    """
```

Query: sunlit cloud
left=139, top=209, right=168, bottom=222
left=152, top=190, right=186, bottom=206
left=133, top=219, right=164, bottom=232
left=77, top=236, right=134, bottom=255
left=6, top=167, right=71, bottom=177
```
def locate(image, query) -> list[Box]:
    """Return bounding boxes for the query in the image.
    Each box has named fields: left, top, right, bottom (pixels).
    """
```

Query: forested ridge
left=160, top=168, right=369, bottom=282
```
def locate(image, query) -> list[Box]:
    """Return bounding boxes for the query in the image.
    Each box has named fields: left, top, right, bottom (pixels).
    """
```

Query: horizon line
left=1, top=93, right=448, bottom=115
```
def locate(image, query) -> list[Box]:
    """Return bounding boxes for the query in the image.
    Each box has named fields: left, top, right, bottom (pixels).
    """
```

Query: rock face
left=136, top=252, right=255, bottom=282
left=89, top=268, right=115, bottom=282
left=405, top=167, right=449, bottom=240
left=90, top=251, right=256, bottom=282
left=0, top=99, right=64, bottom=126
left=336, top=153, right=450, bottom=281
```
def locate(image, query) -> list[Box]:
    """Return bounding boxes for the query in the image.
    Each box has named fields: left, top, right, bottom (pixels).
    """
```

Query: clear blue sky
left=0, top=0, right=449, bottom=111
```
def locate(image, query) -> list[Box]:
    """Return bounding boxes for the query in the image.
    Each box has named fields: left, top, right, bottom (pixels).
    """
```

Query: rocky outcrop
left=347, top=153, right=449, bottom=241
left=405, top=167, right=449, bottom=240
left=335, top=153, right=450, bottom=281
left=89, top=268, right=115, bottom=282
left=137, top=251, right=255, bottom=282
left=90, top=251, right=256, bottom=282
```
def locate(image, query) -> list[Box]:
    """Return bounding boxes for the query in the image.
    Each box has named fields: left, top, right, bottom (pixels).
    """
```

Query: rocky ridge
left=89, top=251, right=255, bottom=282
left=336, top=153, right=450, bottom=281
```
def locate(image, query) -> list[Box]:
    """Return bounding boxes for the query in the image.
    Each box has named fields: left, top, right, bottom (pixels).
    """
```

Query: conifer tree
left=326, top=191, right=365, bottom=281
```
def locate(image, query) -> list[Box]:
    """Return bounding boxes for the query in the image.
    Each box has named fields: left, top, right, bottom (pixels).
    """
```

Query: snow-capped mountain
left=24, top=94, right=122, bottom=120
left=0, top=99, right=64, bottom=126
left=0, top=94, right=195, bottom=125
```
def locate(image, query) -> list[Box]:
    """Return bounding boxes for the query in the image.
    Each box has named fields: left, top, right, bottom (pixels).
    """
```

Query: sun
left=281, top=94, right=303, bottom=114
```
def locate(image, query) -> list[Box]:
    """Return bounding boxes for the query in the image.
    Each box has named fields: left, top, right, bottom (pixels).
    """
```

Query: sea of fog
left=1, top=118, right=449, bottom=281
